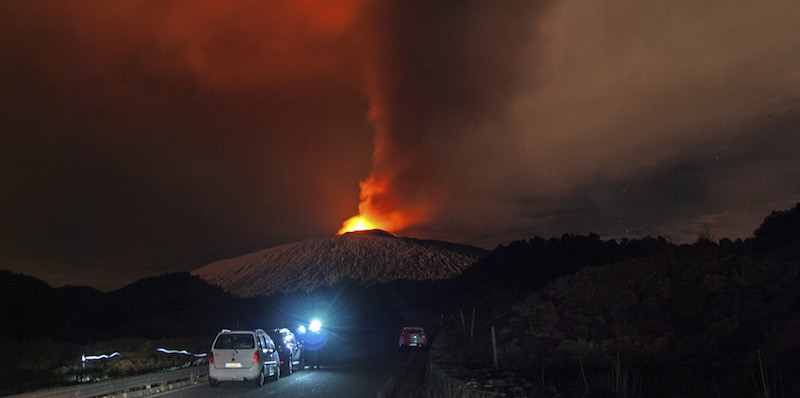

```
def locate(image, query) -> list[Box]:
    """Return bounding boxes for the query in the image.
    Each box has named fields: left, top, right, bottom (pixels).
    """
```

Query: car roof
left=216, top=329, right=268, bottom=336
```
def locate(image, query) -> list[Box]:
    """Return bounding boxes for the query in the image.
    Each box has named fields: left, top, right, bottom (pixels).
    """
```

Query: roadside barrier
left=6, top=367, right=208, bottom=398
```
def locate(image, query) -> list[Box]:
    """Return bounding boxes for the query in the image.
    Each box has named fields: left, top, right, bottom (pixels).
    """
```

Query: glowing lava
left=337, top=215, right=378, bottom=234
left=336, top=176, right=396, bottom=234
left=336, top=174, right=427, bottom=235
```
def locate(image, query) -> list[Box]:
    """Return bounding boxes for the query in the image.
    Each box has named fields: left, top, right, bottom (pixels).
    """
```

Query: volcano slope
left=192, top=230, right=487, bottom=297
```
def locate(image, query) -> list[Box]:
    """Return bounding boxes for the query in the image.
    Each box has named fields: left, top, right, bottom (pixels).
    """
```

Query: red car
left=398, top=326, right=428, bottom=349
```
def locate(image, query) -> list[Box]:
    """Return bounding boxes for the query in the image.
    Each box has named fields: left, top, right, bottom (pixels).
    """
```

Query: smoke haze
left=356, top=1, right=800, bottom=246
left=2, top=0, right=799, bottom=289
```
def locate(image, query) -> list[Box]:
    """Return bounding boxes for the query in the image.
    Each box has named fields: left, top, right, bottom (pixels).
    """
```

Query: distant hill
left=0, top=270, right=60, bottom=339
left=0, top=270, right=240, bottom=342
left=192, top=230, right=488, bottom=297
left=438, top=202, right=800, bottom=398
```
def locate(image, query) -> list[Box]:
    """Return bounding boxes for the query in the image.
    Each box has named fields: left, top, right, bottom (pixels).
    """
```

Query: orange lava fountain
left=336, top=174, right=423, bottom=235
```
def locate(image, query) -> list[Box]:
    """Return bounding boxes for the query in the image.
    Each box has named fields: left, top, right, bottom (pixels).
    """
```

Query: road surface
left=158, top=328, right=429, bottom=398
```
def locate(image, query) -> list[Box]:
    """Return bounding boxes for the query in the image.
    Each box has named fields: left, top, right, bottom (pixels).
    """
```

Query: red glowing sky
left=2, top=1, right=800, bottom=290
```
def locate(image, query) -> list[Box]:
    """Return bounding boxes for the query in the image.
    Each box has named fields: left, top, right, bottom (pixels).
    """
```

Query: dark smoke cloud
left=1, top=0, right=372, bottom=289
left=360, top=1, right=800, bottom=246
left=352, top=1, right=552, bottom=231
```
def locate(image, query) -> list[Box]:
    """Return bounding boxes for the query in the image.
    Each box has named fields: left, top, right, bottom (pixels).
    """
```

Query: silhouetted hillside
left=55, top=284, right=111, bottom=342
left=107, top=273, right=241, bottom=340
left=459, top=233, right=672, bottom=297
left=4, top=204, right=800, bottom=397
left=0, top=270, right=60, bottom=340
left=0, top=271, right=246, bottom=343
left=439, top=203, right=800, bottom=398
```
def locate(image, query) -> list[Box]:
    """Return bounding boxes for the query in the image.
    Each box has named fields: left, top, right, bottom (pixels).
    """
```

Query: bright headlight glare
left=309, top=319, right=322, bottom=332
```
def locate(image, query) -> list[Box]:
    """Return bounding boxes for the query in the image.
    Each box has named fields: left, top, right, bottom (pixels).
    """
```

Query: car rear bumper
left=209, top=364, right=261, bottom=381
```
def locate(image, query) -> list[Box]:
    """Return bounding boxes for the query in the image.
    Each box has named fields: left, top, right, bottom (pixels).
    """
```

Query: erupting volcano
left=337, top=215, right=378, bottom=235
left=336, top=176, right=389, bottom=235
left=193, top=230, right=487, bottom=296
left=336, top=174, right=425, bottom=235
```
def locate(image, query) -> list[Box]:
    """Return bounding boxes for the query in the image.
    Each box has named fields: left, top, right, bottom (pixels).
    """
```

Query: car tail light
left=209, top=352, right=215, bottom=364
left=421, top=334, right=426, bottom=339
left=252, top=351, right=259, bottom=363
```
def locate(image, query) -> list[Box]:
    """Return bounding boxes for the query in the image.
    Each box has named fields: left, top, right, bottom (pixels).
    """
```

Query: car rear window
left=214, top=333, right=255, bottom=349
left=404, top=328, right=423, bottom=334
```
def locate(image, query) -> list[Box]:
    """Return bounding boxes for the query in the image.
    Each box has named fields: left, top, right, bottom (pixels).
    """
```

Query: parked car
left=398, top=326, right=428, bottom=349
left=208, top=329, right=280, bottom=387
left=267, top=328, right=303, bottom=374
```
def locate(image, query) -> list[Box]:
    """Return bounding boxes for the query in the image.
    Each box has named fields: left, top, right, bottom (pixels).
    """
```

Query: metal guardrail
left=6, top=366, right=208, bottom=398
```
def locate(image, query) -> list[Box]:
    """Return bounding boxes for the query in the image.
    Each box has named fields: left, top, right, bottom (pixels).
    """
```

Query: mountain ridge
left=192, top=230, right=487, bottom=297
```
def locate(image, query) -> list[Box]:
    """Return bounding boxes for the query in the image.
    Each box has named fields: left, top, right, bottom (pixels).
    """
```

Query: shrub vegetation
left=441, top=203, right=800, bottom=397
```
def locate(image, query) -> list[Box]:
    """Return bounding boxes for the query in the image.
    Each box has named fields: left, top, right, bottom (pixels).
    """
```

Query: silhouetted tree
left=753, top=202, right=800, bottom=255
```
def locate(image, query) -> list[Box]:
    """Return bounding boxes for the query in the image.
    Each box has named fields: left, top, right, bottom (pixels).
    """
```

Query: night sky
left=3, top=1, right=799, bottom=291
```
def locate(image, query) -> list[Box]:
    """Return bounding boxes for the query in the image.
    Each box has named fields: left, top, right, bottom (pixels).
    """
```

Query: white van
left=208, top=329, right=281, bottom=387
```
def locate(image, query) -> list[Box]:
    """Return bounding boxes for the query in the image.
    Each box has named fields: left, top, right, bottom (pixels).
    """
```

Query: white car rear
left=208, top=329, right=280, bottom=387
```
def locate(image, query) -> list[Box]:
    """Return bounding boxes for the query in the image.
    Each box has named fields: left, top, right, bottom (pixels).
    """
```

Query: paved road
left=158, top=328, right=428, bottom=398
left=162, top=364, right=390, bottom=397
